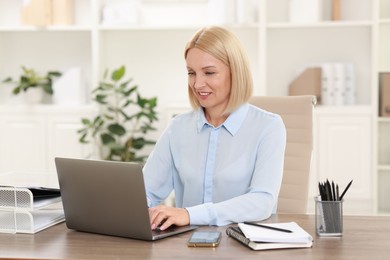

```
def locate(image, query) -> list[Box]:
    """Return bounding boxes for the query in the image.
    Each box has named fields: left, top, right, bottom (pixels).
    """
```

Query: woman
left=144, top=26, right=286, bottom=231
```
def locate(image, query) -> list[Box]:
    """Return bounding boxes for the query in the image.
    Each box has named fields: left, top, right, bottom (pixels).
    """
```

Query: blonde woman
left=144, top=26, right=286, bottom=230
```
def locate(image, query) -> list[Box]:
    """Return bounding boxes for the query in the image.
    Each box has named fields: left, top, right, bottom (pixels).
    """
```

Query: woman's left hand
left=148, top=205, right=190, bottom=230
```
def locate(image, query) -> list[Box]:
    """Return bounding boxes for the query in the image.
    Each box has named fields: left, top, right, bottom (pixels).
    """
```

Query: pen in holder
left=315, top=196, right=343, bottom=236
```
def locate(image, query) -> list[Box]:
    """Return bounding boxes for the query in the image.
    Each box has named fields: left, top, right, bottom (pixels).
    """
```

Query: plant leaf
left=81, top=118, right=91, bottom=125
left=111, top=66, right=125, bottom=81
left=48, top=71, right=62, bottom=77
left=108, top=123, right=126, bottom=136
left=42, top=83, right=53, bottom=94
left=2, top=77, right=12, bottom=83
left=101, top=133, right=116, bottom=144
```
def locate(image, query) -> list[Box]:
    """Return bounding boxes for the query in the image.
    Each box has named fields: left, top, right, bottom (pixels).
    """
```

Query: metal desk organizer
left=315, top=196, right=343, bottom=236
left=315, top=179, right=352, bottom=236
left=0, top=171, right=65, bottom=234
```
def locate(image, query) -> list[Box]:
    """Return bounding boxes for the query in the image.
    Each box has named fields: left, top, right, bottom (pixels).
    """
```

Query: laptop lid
left=54, top=157, right=197, bottom=240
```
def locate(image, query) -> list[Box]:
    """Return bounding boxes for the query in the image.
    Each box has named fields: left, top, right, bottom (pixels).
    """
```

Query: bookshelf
left=0, top=0, right=387, bottom=215
left=377, top=0, right=390, bottom=214
left=264, top=0, right=375, bottom=215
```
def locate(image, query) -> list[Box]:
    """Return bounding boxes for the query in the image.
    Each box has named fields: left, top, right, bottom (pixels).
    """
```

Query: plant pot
left=23, top=88, right=44, bottom=104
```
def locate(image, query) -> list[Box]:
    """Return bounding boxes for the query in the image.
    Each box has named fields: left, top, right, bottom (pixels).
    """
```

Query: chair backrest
left=249, top=95, right=315, bottom=214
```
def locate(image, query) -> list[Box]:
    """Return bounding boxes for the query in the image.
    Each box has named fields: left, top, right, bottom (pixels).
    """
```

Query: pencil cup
left=315, top=196, right=343, bottom=236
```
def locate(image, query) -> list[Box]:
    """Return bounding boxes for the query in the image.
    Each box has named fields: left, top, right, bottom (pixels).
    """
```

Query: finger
left=150, top=208, right=169, bottom=229
left=148, top=207, right=157, bottom=225
left=149, top=205, right=164, bottom=224
left=159, top=218, right=173, bottom=231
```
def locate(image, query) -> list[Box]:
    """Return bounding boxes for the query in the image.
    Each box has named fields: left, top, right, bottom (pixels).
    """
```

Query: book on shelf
left=21, top=0, right=52, bottom=26
left=288, top=67, right=322, bottom=104
left=226, top=222, right=312, bottom=251
left=21, top=0, right=74, bottom=26
left=289, top=62, right=356, bottom=106
left=344, top=63, right=356, bottom=105
left=380, top=72, right=390, bottom=117
left=289, top=0, right=323, bottom=23
left=51, top=0, right=73, bottom=25
left=332, top=63, right=345, bottom=106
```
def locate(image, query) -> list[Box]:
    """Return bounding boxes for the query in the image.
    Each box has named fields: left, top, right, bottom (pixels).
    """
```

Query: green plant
left=78, top=65, right=158, bottom=163
left=2, top=66, right=62, bottom=95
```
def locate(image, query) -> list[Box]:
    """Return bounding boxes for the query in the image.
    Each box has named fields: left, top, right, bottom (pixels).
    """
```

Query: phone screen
left=187, top=231, right=222, bottom=247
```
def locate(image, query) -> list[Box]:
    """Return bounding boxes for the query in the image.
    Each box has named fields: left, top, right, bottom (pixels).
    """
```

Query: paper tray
left=0, top=186, right=62, bottom=210
left=0, top=209, right=65, bottom=234
left=0, top=170, right=65, bottom=234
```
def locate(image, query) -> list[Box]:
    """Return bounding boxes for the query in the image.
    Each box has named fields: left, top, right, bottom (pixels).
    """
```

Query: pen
left=243, top=222, right=293, bottom=233
left=331, top=181, right=336, bottom=201
left=339, top=180, right=353, bottom=200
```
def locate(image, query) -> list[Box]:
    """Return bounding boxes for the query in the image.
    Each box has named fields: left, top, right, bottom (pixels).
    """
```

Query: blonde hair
left=184, top=26, right=253, bottom=114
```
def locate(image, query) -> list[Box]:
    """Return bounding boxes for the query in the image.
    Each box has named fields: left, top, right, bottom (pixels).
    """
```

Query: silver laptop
left=54, top=157, right=197, bottom=240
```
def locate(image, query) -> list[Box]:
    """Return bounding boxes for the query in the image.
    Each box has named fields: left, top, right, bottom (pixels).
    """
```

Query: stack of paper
left=226, top=222, right=313, bottom=251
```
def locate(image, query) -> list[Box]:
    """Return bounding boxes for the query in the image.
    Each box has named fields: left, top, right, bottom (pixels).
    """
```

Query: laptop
left=54, top=157, right=197, bottom=240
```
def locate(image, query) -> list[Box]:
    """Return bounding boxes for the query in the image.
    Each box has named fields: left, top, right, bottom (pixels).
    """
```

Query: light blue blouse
left=143, top=103, right=286, bottom=226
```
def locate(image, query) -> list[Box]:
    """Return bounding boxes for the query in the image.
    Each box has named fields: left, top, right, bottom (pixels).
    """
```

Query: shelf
left=0, top=104, right=96, bottom=114
left=98, top=23, right=258, bottom=31
left=378, top=117, right=390, bottom=123
left=314, top=105, right=373, bottom=115
left=380, top=19, right=390, bottom=24
left=99, top=24, right=201, bottom=31
left=0, top=25, right=92, bottom=32
left=378, top=165, right=390, bottom=171
left=267, top=20, right=373, bottom=29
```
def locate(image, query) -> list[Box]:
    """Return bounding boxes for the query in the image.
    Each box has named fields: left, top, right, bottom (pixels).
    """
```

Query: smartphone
left=187, top=231, right=222, bottom=247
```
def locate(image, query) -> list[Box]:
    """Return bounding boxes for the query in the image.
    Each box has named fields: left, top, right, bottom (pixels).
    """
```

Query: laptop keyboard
left=152, top=225, right=177, bottom=235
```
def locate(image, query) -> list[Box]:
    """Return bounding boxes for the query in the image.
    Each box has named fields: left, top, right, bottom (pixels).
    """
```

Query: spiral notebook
left=226, top=222, right=312, bottom=251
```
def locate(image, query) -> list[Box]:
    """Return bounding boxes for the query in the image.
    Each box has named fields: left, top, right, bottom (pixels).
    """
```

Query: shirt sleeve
left=143, top=126, right=174, bottom=207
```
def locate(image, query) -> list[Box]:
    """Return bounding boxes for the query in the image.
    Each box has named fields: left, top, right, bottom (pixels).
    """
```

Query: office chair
left=249, top=95, right=316, bottom=214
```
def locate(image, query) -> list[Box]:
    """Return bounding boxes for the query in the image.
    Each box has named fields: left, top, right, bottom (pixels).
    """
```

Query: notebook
left=54, top=157, right=197, bottom=240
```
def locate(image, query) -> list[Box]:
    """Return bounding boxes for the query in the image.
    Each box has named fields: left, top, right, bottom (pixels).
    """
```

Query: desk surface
left=1, top=214, right=390, bottom=259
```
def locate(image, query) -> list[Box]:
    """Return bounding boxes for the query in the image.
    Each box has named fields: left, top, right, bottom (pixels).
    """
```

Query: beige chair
left=249, top=95, right=316, bottom=214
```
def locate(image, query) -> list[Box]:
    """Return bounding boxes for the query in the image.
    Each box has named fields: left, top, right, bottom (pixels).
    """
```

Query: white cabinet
left=0, top=0, right=387, bottom=214
left=310, top=107, right=373, bottom=214
left=0, top=106, right=96, bottom=173
left=0, top=112, right=46, bottom=172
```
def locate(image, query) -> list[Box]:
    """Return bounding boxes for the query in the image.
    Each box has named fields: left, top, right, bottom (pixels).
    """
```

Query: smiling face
left=186, top=48, right=232, bottom=119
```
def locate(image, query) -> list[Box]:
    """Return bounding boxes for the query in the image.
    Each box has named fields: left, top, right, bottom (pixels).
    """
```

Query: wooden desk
left=1, top=214, right=389, bottom=259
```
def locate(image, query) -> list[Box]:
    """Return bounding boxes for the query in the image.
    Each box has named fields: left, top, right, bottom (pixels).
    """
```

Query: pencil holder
left=315, top=196, right=343, bottom=236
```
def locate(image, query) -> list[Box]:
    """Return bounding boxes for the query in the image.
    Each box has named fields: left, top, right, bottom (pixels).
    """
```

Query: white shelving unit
left=377, top=0, right=390, bottom=215
left=0, top=0, right=387, bottom=215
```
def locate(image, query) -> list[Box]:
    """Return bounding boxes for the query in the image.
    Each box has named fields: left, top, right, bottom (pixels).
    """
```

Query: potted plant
left=2, top=66, right=62, bottom=104
left=78, top=65, right=158, bottom=163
